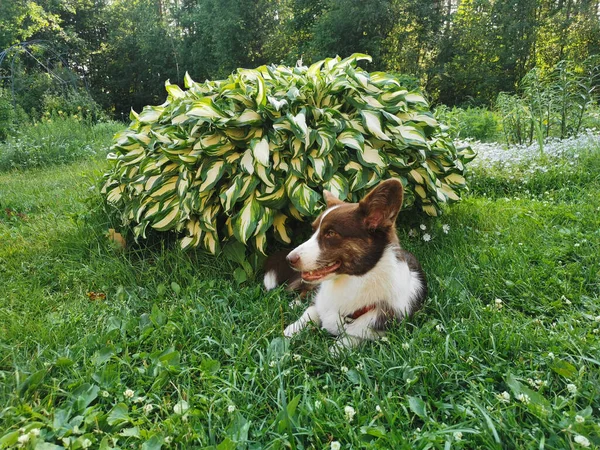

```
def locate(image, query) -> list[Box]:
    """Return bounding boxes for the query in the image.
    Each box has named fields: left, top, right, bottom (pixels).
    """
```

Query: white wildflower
left=134, top=396, right=145, bottom=403
left=420, top=224, right=427, bottom=230
left=269, top=360, right=276, bottom=368
left=408, top=229, right=418, bottom=238
left=516, top=393, right=530, bottom=404
left=344, top=405, right=356, bottom=422
left=164, top=436, right=173, bottom=445
left=173, top=400, right=189, bottom=415
left=355, top=363, right=363, bottom=371
left=575, top=415, right=585, bottom=423
left=315, top=400, right=322, bottom=410
left=101, top=390, right=110, bottom=398
left=228, top=404, right=236, bottom=413
left=29, top=429, right=40, bottom=437
left=402, top=342, right=410, bottom=350
left=422, top=233, right=431, bottom=242
left=18, top=434, right=30, bottom=444
left=123, top=389, right=134, bottom=399
left=289, top=299, right=302, bottom=308
left=380, top=336, right=389, bottom=342
left=548, top=352, right=555, bottom=359
left=567, top=383, right=577, bottom=394
left=81, top=438, right=92, bottom=449
left=453, top=431, right=463, bottom=441
left=143, top=403, right=153, bottom=414
left=442, top=224, right=450, bottom=234
left=376, top=405, right=382, bottom=413
left=435, top=324, right=444, bottom=332
left=293, top=354, right=302, bottom=361
left=331, top=442, right=341, bottom=450
left=340, top=366, right=348, bottom=373
left=494, top=298, right=503, bottom=309
left=594, top=316, right=600, bottom=322
left=496, top=391, right=510, bottom=403
left=574, top=435, right=590, bottom=447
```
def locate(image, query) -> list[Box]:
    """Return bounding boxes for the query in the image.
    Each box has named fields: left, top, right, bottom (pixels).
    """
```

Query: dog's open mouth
left=301, top=261, right=341, bottom=282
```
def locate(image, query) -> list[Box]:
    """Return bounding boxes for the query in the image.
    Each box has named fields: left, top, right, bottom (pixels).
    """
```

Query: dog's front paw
left=284, top=322, right=301, bottom=338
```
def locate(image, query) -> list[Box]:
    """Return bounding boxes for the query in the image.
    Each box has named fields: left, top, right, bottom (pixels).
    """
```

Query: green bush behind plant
left=0, top=117, right=123, bottom=171
left=434, top=105, right=501, bottom=142
left=102, top=54, right=475, bottom=254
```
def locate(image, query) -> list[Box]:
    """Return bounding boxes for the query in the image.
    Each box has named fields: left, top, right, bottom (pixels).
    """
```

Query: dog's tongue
left=301, top=262, right=340, bottom=281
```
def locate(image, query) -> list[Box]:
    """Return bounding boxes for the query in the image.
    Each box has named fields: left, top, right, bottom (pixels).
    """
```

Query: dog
left=264, top=179, right=427, bottom=349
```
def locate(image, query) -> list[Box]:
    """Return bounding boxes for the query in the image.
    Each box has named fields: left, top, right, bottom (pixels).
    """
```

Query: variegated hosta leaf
left=102, top=53, right=474, bottom=254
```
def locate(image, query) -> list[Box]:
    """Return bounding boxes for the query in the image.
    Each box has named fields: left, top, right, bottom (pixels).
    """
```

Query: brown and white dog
left=264, top=179, right=427, bottom=349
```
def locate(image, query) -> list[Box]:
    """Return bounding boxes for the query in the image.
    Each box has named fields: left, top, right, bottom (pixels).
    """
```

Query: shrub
left=102, top=54, right=475, bottom=254
left=0, top=89, right=16, bottom=141
left=434, top=105, right=501, bottom=142
left=42, top=89, right=106, bottom=123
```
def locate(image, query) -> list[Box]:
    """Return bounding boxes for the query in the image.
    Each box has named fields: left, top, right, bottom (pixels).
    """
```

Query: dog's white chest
left=314, top=246, right=418, bottom=334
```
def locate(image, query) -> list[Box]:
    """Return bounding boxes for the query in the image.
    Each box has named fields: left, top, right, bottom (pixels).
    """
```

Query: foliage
left=0, top=117, right=122, bottom=171
left=102, top=55, right=474, bottom=254
left=42, top=89, right=106, bottom=123
left=1, top=137, right=600, bottom=448
left=434, top=105, right=501, bottom=142
left=497, top=57, right=600, bottom=147
left=0, top=89, right=16, bottom=141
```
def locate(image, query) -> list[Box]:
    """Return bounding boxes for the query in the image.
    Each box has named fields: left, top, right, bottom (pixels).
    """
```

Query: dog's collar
left=346, top=304, right=377, bottom=321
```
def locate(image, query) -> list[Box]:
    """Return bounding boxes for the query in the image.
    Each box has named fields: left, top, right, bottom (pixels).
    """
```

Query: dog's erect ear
left=323, top=190, right=343, bottom=208
left=359, top=179, right=404, bottom=231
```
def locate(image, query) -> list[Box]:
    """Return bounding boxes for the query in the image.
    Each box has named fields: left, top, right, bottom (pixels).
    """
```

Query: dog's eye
left=324, top=229, right=338, bottom=238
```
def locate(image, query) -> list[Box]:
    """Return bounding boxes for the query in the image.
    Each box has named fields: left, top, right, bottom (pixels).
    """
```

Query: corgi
left=264, top=179, right=427, bottom=349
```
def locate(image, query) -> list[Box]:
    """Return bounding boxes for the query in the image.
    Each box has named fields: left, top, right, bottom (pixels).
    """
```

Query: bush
left=434, top=105, right=501, bottom=142
left=0, top=90, right=16, bottom=141
left=42, top=89, right=106, bottom=123
left=0, top=117, right=123, bottom=171
left=102, top=54, right=475, bottom=254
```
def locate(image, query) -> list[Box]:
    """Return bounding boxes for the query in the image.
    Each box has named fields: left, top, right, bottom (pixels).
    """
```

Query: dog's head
left=286, top=179, right=404, bottom=283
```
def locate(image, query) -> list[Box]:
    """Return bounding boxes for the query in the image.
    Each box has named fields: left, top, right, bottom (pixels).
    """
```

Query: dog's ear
left=359, top=179, right=404, bottom=231
left=323, top=190, right=343, bottom=208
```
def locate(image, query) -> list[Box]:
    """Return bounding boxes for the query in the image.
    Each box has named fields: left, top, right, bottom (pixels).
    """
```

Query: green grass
left=0, top=136, right=599, bottom=449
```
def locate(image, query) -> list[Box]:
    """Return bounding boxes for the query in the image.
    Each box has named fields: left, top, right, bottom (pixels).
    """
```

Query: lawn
left=0, top=128, right=599, bottom=449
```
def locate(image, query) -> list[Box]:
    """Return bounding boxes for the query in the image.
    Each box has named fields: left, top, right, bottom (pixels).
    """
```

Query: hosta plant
left=102, top=54, right=475, bottom=254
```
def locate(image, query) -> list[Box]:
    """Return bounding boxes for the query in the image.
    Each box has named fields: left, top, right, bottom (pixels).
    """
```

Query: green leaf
left=407, top=396, right=427, bottom=418
left=289, top=183, right=320, bottom=216
left=550, top=359, right=577, bottom=379
left=107, top=403, right=130, bottom=426
left=360, top=110, right=390, bottom=141
left=233, top=196, right=261, bottom=244
left=251, top=137, right=270, bottom=167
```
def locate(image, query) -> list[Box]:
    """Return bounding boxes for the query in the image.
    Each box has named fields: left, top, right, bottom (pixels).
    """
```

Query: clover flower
left=331, top=442, right=341, bottom=450
left=344, top=405, right=356, bottom=422
left=574, top=435, right=590, bottom=447
left=422, top=233, right=431, bottom=242
left=123, top=389, right=134, bottom=399
left=442, top=224, right=450, bottom=234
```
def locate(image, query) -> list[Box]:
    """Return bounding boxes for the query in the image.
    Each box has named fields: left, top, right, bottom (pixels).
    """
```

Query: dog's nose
left=287, top=253, right=300, bottom=267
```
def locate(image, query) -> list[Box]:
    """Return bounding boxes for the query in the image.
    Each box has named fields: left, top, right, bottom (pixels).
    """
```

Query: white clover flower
left=435, top=324, right=444, bottom=332
left=567, top=384, right=577, bottom=394
left=575, top=415, right=585, bottom=424
left=594, top=316, right=600, bottom=322
left=81, top=438, right=92, bottom=449
left=422, top=233, right=431, bottom=242
left=143, top=403, right=153, bottom=414
left=315, top=400, right=322, bottom=410
left=123, top=389, right=134, bottom=399
left=494, top=298, right=503, bottom=309
left=101, top=390, right=110, bottom=398
left=228, top=404, right=236, bottom=413
left=402, top=342, right=410, bottom=350
left=173, top=400, right=189, bottom=415
left=134, top=396, right=145, bottom=403
left=516, top=393, right=530, bottom=404
left=496, top=391, right=510, bottom=403
left=574, top=435, right=590, bottom=447
left=344, top=405, right=356, bottom=422
left=269, top=360, right=276, bottom=368
left=442, top=224, right=450, bottom=234
left=420, top=224, right=427, bottom=231
left=376, top=405, right=382, bottom=413
left=408, top=229, right=418, bottom=238
left=29, top=429, right=40, bottom=437
left=164, top=436, right=173, bottom=444
left=340, top=366, right=348, bottom=373
left=355, top=363, right=363, bottom=371
left=548, top=352, right=555, bottom=359
left=293, top=354, right=302, bottom=361
left=18, top=434, right=30, bottom=444
left=331, top=442, right=341, bottom=450
left=380, top=336, right=389, bottom=342
left=453, top=431, right=463, bottom=441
